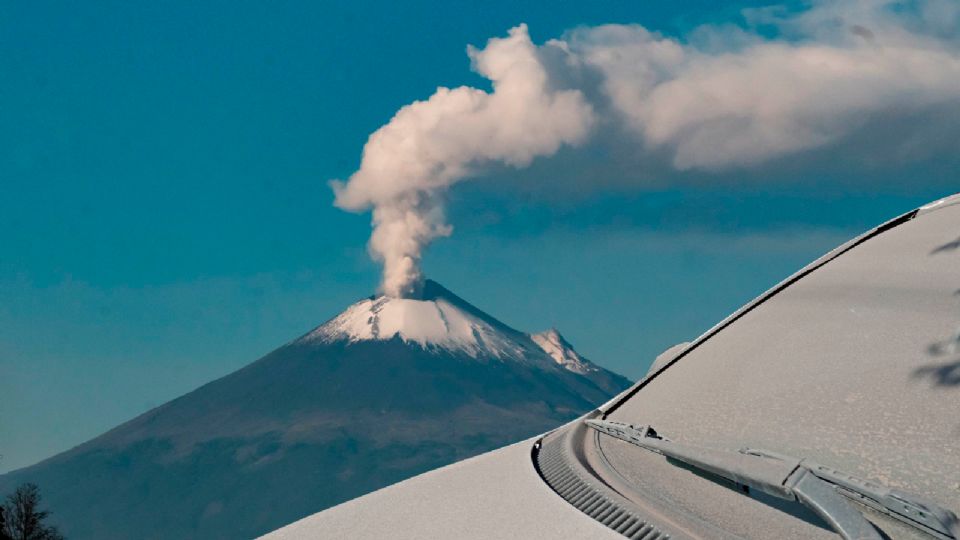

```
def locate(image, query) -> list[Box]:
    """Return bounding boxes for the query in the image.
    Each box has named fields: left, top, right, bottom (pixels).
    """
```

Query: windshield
left=606, top=199, right=960, bottom=529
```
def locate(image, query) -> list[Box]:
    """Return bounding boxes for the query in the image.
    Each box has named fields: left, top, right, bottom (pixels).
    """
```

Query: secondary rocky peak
left=530, top=328, right=597, bottom=375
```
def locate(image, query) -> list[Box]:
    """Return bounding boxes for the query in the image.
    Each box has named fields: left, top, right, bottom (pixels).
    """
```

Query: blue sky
left=1, top=0, right=957, bottom=472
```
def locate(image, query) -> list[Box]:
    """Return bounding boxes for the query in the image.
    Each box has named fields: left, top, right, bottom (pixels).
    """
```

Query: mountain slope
left=0, top=280, right=631, bottom=539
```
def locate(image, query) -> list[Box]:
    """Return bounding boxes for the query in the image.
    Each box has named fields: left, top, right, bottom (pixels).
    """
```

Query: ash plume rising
left=333, top=1, right=960, bottom=298
left=331, top=25, right=594, bottom=298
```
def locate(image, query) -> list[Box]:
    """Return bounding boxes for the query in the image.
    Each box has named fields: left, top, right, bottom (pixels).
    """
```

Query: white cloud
left=333, top=1, right=960, bottom=296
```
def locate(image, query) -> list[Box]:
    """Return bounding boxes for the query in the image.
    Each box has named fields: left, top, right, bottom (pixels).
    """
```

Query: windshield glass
left=608, top=200, right=960, bottom=514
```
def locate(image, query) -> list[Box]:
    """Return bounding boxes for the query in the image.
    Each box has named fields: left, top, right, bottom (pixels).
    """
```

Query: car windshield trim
left=586, top=419, right=959, bottom=540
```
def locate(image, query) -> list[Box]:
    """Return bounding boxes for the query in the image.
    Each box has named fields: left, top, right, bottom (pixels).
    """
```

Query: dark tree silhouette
left=1, top=505, right=10, bottom=540
left=1, top=484, right=63, bottom=540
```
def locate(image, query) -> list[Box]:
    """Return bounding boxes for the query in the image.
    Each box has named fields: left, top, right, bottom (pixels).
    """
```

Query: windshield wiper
left=586, top=419, right=959, bottom=540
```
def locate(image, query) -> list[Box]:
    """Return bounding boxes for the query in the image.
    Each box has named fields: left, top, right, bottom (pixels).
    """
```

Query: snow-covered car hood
left=262, top=193, right=960, bottom=540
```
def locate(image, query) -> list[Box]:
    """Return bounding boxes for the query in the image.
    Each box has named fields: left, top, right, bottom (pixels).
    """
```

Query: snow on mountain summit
left=301, top=280, right=602, bottom=375
left=304, top=294, right=531, bottom=359
left=302, top=280, right=543, bottom=361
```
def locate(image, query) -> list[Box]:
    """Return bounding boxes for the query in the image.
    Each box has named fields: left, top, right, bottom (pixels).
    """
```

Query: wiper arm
left=586, top=419, right=959, bottom=540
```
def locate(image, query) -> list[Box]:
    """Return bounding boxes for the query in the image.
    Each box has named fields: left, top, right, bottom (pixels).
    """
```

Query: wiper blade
left=746, top=448, right=958, bottom=540
left=586, top=419, right=959, bottom=540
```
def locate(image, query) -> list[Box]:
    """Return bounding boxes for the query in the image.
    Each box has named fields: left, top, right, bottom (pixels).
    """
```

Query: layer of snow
left=530, top=329, right=596, bottom=374
left=303, top=296, right=532, bottom=360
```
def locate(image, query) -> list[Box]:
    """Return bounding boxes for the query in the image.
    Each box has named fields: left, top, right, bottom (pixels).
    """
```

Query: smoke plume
left=333, top=1, right=960, bottom=297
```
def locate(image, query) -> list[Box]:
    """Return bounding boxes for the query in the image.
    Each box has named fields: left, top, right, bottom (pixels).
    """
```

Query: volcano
left=0, top=280, right=631, bottom=539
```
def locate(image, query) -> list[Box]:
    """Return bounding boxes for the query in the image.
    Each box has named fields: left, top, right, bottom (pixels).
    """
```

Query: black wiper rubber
left=586, top=419, right=959, bottom=540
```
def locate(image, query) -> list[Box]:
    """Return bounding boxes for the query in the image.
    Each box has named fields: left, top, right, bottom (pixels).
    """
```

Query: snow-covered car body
left=264, top=193, right=960, bottom=540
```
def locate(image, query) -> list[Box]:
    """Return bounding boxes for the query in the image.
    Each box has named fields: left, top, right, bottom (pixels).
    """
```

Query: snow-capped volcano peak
left=300, top=280, right=613, bottom=380
left=302, top=280, right=536, bottom=360
left=530, top=328, right=597, bottom=375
